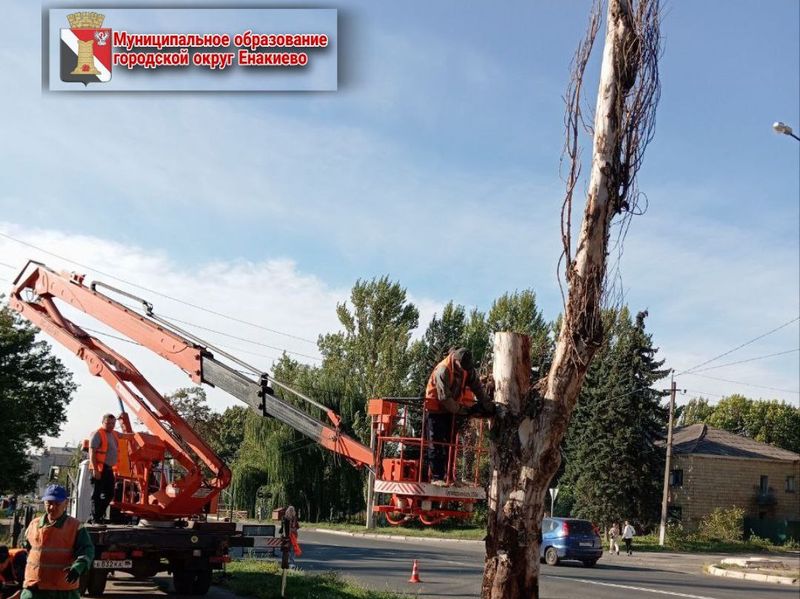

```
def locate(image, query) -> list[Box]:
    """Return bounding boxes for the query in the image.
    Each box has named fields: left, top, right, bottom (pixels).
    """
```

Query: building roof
left=671, top=424, right=800, bottom=462
left=44, top=446, right=75, bottom=456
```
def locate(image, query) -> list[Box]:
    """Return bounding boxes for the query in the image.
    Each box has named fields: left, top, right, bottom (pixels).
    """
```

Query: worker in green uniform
left=20, top=485, right=94, bottom=599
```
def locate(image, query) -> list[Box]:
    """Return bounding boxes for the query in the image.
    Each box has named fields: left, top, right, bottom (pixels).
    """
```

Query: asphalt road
left=294, top=529, right=800, bottom=599
left=93, top=529, right=799, bottom=598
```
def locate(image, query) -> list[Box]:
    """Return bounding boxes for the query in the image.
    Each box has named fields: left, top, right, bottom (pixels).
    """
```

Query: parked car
left=540, top=517, right=602, bottom=567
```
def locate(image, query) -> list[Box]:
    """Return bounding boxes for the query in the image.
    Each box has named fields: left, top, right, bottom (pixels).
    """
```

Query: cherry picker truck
left=8, top=261, right=486, bottom=595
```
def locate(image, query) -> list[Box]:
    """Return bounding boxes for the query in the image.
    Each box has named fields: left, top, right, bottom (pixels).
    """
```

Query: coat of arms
left=60, top=12, right=112, bottom=84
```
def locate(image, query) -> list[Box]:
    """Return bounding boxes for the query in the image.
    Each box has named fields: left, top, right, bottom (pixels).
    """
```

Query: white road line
left=439, top=559, right=478, bottom=567
left=543, top=576, right=721, bottom=599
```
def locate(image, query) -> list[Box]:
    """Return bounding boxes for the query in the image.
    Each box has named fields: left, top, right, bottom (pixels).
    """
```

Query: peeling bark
left=481, top=1, right=660, bottom=597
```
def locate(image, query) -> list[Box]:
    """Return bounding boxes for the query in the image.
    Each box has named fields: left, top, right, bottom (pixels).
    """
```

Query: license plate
left=579, top=542, right=593, bottom=547
left=93, top=559, right=132, bottom=569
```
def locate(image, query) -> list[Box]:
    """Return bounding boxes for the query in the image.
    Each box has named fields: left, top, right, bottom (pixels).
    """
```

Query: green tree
left=164, top=386, right=220, bottom=450
left=678, top=397, right=715, bottom=426
left=486, top=290, right=552, bottom=374
left=232, top=355, right=366, bottom=521
left=563, top=308, right=669, bottom=526
left=232, top=277, right=420, bottom=521
left=705, top=394, right=750, bottom=434
left=0, top=300, right=77, bottom=494
left=318, top=276, right=419, bottom=403
left=706, top=395, right=800, bottom=454
left=210, top=406, right=249, bottom=464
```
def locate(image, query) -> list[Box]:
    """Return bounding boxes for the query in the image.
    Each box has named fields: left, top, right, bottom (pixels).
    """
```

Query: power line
left=676, top=316, right=800, bottom=376
left=0, top=261, right=16, bottom=270
left=683, top=372, right=799, bottom=395
left=154, top=313, right=322, bottom=362
left=84, top=325, right=282, bottom=365
left=688, top=348, right=799, bottom=374
left=0, top=230, right=319, bottom=345
left=683, top=389, right=725, bottom=398
left=111, top=300, right=295, bottom=362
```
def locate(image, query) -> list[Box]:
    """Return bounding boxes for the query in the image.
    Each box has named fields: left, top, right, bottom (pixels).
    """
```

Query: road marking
left=439, top=559, right=479, bottom=567
left=543, top=576, right=721, bottom=599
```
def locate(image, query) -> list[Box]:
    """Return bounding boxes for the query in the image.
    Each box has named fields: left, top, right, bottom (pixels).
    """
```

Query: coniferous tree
left=563, top=308, right=668, bottom=527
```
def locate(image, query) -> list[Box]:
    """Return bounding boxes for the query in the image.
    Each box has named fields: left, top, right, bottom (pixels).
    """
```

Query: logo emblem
left=60, top=12, right=112, bottom=84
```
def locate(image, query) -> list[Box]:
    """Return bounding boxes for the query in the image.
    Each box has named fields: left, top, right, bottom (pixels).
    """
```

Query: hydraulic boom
left=10, top=261, right=372, bottom=519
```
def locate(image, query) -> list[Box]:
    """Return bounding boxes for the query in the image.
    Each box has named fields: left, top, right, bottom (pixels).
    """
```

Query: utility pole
left=365, top=420, right=377, bottom=529
left=658, top=373, right=677, bottom=546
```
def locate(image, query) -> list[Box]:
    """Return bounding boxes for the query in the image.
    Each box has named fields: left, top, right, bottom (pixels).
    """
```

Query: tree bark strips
left=481, top=1, right=647, bottom=597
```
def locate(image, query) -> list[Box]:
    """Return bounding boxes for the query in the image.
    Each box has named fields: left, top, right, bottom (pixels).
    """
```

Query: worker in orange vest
left=88, top=414, right=119, bottom=524
left=0, top=545, right=27, bottom=596
left=20, top=485, right=94, bottom=599
left=424, top=348, right=495, bottom=485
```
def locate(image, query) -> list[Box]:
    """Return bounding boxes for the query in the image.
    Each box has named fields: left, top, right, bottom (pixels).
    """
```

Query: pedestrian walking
left=608, top=523, right=620, bottom=555
left=280, top=506, right=302, bottom=569
left=622, top=520, right=635, bottom=556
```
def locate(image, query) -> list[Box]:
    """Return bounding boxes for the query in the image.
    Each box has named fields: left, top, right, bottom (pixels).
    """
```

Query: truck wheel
left=191, top=568, right=212, bottom=595
left=173, top=570, right=195, bottom=596
left=84, top=570, right=108, bottom=597
left=544, top=547, right=560, bottom=566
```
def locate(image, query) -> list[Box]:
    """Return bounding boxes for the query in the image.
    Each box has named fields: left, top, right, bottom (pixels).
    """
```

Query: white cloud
left=0, top=223, right=348, bottom=445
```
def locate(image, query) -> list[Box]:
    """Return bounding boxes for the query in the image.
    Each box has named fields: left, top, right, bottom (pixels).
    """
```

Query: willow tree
left=481, top=1, right=661, bottom=597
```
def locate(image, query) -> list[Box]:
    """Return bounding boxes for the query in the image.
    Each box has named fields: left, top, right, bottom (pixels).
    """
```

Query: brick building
left=666, top=424, right=800, bottom=531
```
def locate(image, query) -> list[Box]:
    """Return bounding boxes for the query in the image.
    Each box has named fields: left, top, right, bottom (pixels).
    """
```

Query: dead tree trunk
left=481, top=1, right=660, bottom=597
left=481, top=333, right=537, bottom=596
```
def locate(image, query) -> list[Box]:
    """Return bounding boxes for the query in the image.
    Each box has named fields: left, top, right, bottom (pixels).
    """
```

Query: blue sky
left=1, top=0, right=798, bottom=444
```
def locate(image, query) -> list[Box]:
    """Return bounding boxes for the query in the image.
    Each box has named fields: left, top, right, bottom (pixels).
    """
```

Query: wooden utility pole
left=658, top=374, right=677, bottom=546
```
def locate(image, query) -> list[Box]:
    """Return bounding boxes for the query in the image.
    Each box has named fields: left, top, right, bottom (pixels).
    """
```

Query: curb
left=705, top=564, right=798, bottom=586
left=311, top=528, right=484, bottom=545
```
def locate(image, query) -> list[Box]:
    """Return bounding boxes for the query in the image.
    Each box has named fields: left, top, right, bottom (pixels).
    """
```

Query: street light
left=772, top=121, right=800, bottom=141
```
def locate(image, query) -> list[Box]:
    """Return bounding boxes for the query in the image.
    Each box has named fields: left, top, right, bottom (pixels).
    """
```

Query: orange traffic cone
left=408, top=559, right=422, bottom=583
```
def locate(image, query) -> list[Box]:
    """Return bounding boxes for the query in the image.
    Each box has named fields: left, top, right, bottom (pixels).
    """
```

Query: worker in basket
left=424, top=348, right=495, bottom=486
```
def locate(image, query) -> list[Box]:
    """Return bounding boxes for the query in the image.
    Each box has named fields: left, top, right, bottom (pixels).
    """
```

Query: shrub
left=665, top=522, right=691, bottom=549
left=697, top=506, right=744, bottom=542
left=782, top=537, right=800, bottom=550
left=746, top=533, right=773, bottom=550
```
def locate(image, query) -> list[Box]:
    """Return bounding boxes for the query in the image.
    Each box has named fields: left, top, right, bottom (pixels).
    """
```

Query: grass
left=634, top=533, right=798, bottom=554
left=219, top=559, right=409, bottom=599
left=309, top=520, right=485, bottom=540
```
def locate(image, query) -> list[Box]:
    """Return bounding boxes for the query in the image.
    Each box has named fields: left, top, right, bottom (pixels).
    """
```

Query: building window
left=759, top=475, right=769, bottom=493
left=669, top=469, right=684, bottom=487
left=667, top=505, right=682, bottom=523
left=787, top=476, right=797, bottom=493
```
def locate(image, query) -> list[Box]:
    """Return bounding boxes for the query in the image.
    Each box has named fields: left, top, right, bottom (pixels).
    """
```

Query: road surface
left=86, top=529, right=800, bottom=598
left=294, top=529, right=800, bottom=599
